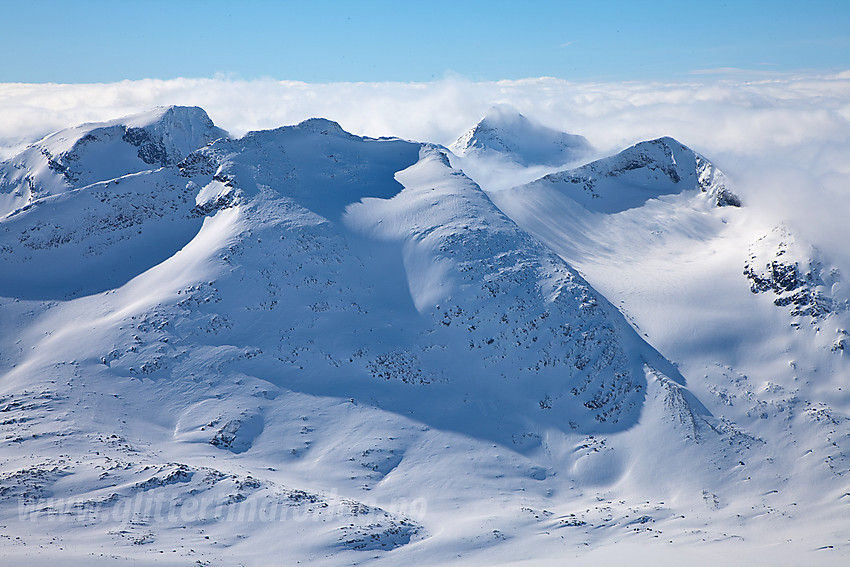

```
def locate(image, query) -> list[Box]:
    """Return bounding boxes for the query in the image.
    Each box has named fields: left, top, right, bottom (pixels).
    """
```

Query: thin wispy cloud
left=689, top=67, right=777, bottom=76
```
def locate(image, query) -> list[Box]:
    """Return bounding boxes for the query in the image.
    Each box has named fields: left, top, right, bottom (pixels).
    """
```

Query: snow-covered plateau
left=0, top=105, right=848, bottom=566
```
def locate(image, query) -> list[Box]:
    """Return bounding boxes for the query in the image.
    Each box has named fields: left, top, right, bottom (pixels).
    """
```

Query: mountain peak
left=530, top=136, right=741, bottom=213
left=295, top=117, right=349, bottom=135
left=0, top=106, right=227, bottom=216
left=119, top=104, right=214, bottom=128
left=450, top=105, right=592, bottom=167
left=240, top=118, right=362, bottom=147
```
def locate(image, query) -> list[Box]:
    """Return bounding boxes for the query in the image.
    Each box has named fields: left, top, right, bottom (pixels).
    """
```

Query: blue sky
left=3, top=0, right=849, bottom=83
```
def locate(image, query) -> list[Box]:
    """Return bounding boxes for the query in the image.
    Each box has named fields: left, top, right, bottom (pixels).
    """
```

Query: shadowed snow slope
left=1, top=109, right=849, bottom=566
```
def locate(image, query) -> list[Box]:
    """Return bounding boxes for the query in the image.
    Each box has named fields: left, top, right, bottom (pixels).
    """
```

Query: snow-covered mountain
left=0, top=106, right=226, bottom=217
left=449, top=105, right=592, bottom=167
left=476, top=122, right=850, bottom=563
left=1, top=106, right=848, bottom=566
left=523, top=136, right=741, bottom=212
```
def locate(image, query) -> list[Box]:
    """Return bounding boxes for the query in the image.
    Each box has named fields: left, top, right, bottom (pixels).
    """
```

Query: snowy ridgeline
left=0, top=106, right=848, bottom=566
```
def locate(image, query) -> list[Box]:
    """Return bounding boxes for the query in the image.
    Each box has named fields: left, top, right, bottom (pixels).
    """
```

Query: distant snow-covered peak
left=449, top=105, right=592, bottom=167
left=35, top=105, right=226, bottom=173
left=291, top=117, right=352, bottom=136
left=526, top=136, right=741, bottom=213
left=0, top=105, right=226, bottom=216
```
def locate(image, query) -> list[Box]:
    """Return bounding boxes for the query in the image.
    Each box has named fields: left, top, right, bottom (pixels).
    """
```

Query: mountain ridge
left=528, top=136, right=741, bottom=213
left=1, top=106, right=848, bottom=566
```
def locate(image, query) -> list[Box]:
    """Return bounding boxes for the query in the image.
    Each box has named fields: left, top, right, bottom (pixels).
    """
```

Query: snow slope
left=473, top=128, right=850, bottom=564
left=0, top=108, right=848, bottom=566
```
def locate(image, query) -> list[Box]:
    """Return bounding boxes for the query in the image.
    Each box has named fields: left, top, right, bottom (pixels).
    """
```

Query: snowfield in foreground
left=0, top=106, right=848, bottom=566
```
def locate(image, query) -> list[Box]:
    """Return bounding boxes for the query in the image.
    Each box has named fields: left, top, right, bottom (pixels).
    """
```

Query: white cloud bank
left=1, top=73, right=849, bottom=266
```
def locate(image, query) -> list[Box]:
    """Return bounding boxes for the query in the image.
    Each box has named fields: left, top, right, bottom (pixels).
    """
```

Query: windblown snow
left=0, top=106, right=848, bottom=566
left=449, top=105, right=592, bottom=167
